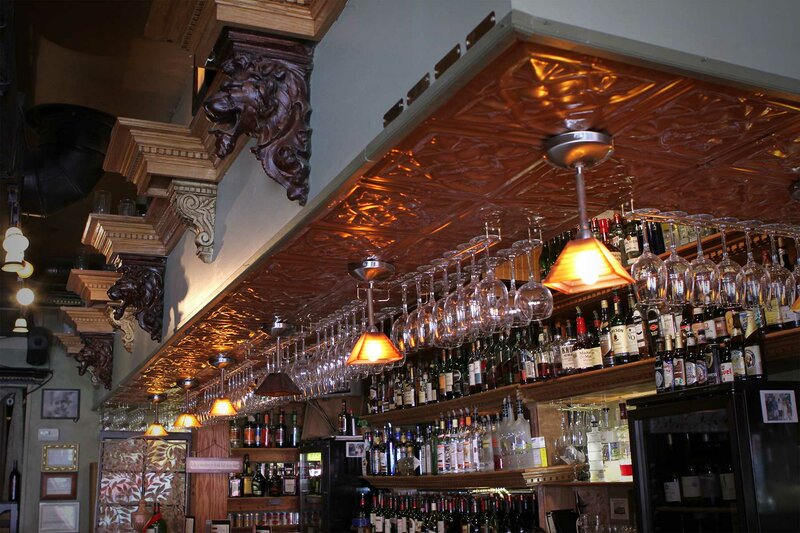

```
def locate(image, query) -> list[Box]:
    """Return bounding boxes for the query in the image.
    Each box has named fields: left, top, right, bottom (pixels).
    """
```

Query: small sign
left=760, top=390, right=798, bottom=424
left=186, top=457, right=242, bottom=473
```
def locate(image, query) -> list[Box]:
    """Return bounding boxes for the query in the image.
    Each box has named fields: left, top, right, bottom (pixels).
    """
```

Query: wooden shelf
left=229, top=448, right=299, bottom=462
left=540, top=480, right=634, bottom=488
left=361, top=384, right=519, bottom=426
left=362, top=465, right=574, bottom=490
left=232, top=526, right=299, bottom=532
left=654, top=505, right=737, bottom=514
left=227, top=496, right=299, bottom=512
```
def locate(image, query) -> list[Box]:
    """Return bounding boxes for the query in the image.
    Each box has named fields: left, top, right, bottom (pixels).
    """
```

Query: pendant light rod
left=574, top=163, right=591, bottom=239
left=366, top=282, right=376, bottom=329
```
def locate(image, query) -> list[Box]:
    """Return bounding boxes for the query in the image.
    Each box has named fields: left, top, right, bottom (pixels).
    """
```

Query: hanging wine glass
left=513, top=227, right=553, bottom=322
left=464, top=246, right=485, bottom=341
left=688, top=214, right=720, bottom=307
left=417, top=265, right=438, bottom=348
left=443, top=255, right=468, bottom=344
left=658, top=217, right=693, bottom=311
left=763, top=224, right=795, bottom=308
left=404, top=275, right=424, bottom=352
left=431, top=258, right=454, bottom=348
left=714, top=217, right=743, bottom=309
left=629, top=208, right=665, bottom=306
left=391, top=281, right=410, bottom=354
left=736, top=221, right=770, bottom=309
left=497, top=248, right=528, bottom=328
left=793, top=236, right=800, bottom=308
left=477, top=252, right=510, bottom=334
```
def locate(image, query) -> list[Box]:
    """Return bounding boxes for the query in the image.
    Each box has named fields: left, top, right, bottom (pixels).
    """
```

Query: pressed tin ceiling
left=104, top=22, right=800, bottom=405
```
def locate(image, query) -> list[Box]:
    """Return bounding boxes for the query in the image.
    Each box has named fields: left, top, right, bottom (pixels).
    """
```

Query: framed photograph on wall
left=41, top=389, right=80, bottom=420
left=42, top=444, right=79, bottom=472
left=41, top=473, right=78, bottom=500
left=39, top=501, right=79, bottom=532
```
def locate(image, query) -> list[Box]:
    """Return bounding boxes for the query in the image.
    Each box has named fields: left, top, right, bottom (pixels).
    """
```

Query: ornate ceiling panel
left=105, top=34, right=800, bottom=405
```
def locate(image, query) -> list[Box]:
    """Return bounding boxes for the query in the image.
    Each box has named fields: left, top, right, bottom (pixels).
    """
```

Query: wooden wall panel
left=190, top=424, right=230, bottom=528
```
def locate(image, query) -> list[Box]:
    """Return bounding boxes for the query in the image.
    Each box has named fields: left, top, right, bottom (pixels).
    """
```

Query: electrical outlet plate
left=38, top=428, right=59, bottom=441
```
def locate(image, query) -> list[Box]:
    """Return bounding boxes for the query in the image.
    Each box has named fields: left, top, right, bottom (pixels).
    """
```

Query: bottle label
left=685, top=361, right=697, bottom=385
left=704, top=319, right=716, bottom=340
left=745, top=345, right=763, bottom=376
left=418, top=385, right=427, bottom=405
left=681, top=475, right=701, bottom=498
left=700, top=473, right=721, bottom=499
left=600, top=333, right=612, bottom=359
left=625, top=325, right=639, bottom=355
left=610, top=325, right=628, bottom=355
left=664, top=480, right=681, bottom=502
left=624, top=235, right=640, bottom=255
left=283, top=477, right=296, bottom=494
left=375, top=516, right=384, bottom=532
left=673, top=358, right=685, bottom=386
left=576, top=348, right=594, bottom=369
left=428, top=383, right=437, bottom=403
left=444, top=372, right=453, bottom=392
left=655, top=368, right=664, bottom=390
left=560, top=345, right=575, bottom=369
left=720, top=362, right=734, bottom=382
left=436, top=443, right=446, bottom=472
left=720, top=472, right=736, bottom=500
left=660, top=313, right=676, bottom=337
left=437, top=521, right=445, bottom=533
left=695, top=358, right=707, bottom=385
left=590, top=346, right=603, bottom=368
left=764, top=300, right=782, bottom=325
left=468, top=362, right=477, bottom=386
left=731, top=348, right=746, bottom=378
left=439, top=374, right=446, bottom=394
left=663, top=360, right=674, bottom=389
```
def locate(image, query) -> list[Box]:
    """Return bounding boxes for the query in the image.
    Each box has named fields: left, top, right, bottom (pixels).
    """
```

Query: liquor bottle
left=703, top=299, right=717, bottom=343
left=262, top=412, right=273, bottom=448
left=672, top=333, right=686, bottom=390
left=403, top=366, right=417, bottom=409
left=714, top=305, right=730, bottom=340
left=386, top=424, right=398, bottom=476
left=695, top=331, right=708, bottom=387
left=8, top=460, right=19, bottom=503
left=282, top=463, right=297, bottom=495
left=600, top=217, right=623, bottom=265
left=438, top=350, right=451, bottom=400
left=589, top=311, right=604, bottom=370
left=560, top=321, right=577, bottom=376
left=680, top=437, right=701, bottom=506
left=623, top=215, right=642, bottom=265
left=228, top=470, right=242, bottom=497
left=616, top=404, right=632, bottom=482
left=290, top=410, right=301, bottom=447
left=143, top=502, right=168, bottom=533
left=654, top=337, right=666, bottom=393
left=646, top=305, right=663, bottom=348
left=728, top=320, right=747, bottom=381
left=369, top=375, right=379, bottom=414
left=418, top=365, right=429, bottom=406
left=276, top=409, right=288, bottom=448
left=427, top=361, right=439, bottom=403
left=268, top=463, right=282, bottom=496
left=662, top=336, right=674, bottom=393
left=762, top=251, right=785, bottom=330
left=549, top=326, right=563, bottom=378
left=625, top=289, right=643, bottom=360
left=719, top=339, right=734, bottom=383
left=610, top=293, right=630, bottom=366
left=648, top=220, right=666, bottom=255
left=251, top=462, right=265, bottom=497
left=704, top=339, right=721, bottom=386
left=684, top=330, right=697, bottom=388
left=572, top=307, right=592, bottom=372
left=598, top=299, right=614, bottom=367
left=720, top=463, right=737, bottom=501
left=452, top=348, right=466, bottom=397
left=690, top=306, right=704, bottom=340
left=338, top=400, right=349, bottom=434
left=242, top=415, right=256, bottom=447
left=241, top=454, right=253, bottom=497
left=522, top=330, right=538, bottom=384
left=535, top=328, right=553, bottom=380
left=229, top=420, right=242, bottom=449
left=253, top=415, right=263, bottom=448
left=743, top=310, right=766, bottom=379
left=662, top=434, right=682, bottom=505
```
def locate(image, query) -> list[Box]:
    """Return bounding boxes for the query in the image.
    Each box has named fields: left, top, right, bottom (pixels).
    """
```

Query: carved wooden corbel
left=168, top=180, right=217, bottom=263
left=107, top=255, right=167, bottom=343
left=107, top=306, right=136, bottom=353
left=76, top=333, right=114, bottom=390
left=54, top=333, right=84, bottom=355
left=204, top=30, right=314, bottom=205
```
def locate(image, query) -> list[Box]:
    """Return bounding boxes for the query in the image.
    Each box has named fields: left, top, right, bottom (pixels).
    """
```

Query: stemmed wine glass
left=688, top=214, right=720, bottom=307
left=432, top=257, right=455, bottom=348
left=405, top=275, right=424, bottom=352
left=793, top=237, right=800, bottom=308
left=658, top=216, right=693, bottom=311
left=465, top=246, right=485, bottom=341
left=417, top=265, right=438, bottom=348
left=629, top=209, right=665, bottom=306
left=477, top=250, right=510, bottom=334
left=391, top=281, right=411, bottom=354
left=715, top=218, right=743, bottom=309
left=513, top=227, right=553, bottom=322
left=443, top=255, right=468, bottom=345
left=497, top=248, right=529, bottom=328
left=736, top=221, right=770, bottom=309
left=763, top=224, right=796, bottom=309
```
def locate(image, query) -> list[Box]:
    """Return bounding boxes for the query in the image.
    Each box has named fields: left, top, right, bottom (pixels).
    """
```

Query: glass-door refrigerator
left=299, top=436, right=365, bottom=533
left=628, top=381, right=800, bottom=532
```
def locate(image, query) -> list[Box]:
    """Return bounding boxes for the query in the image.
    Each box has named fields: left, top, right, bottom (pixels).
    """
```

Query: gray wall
left=6, top=312, right=103, bottom=532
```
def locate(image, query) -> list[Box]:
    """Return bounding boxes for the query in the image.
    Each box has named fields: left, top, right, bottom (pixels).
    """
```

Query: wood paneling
left=191, top=424, right=230, bottom=528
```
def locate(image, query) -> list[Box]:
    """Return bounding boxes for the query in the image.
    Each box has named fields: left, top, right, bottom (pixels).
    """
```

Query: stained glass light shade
left=346, top=329, right=403, bottom=365
left=143, top=423, right=168, bottom=438
left=543, top=237, right=635, bottom=294
left=174, top=413, right=202, bottom=428
left=209, top=397, right=237, bottom=417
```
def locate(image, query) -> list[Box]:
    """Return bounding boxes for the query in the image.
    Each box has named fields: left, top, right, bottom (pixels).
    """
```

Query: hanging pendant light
left=542, top=131, right=635, bottom=294
left=255, top=318, right=301, bottom=397
left=208, top=354, right=237, bottom=416
left=173, top=378, right=202, bottom=429
left=346, top=260, right=403, bottom=365
left=12, top=317, right=28, bottom=334
left=143, top=394, right=168, bottom=438
left=2, top=227, right=29, bottom=273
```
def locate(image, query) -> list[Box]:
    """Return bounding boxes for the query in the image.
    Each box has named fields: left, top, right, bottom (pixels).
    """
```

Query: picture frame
left=760, top=390, right=798, bottom=424
left=42, top=444, right=79, bottom=472
left=39, top=501, right=79, bottom=533
left=609, top=497, right=630, bottom=521
left=210, top=520, right=231, bottom=533
left=40, top=473, right=78, bottom=500
left=41, top=389, right=80, bottom=420
left=345, top=441, right=365, bottom=458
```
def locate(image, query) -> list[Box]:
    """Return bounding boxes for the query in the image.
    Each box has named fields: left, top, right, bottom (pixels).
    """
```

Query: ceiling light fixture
left=143, top=394, right=168, bottom=438
left=16, top=286, right=34, bottom=306
left=346, top=260, right=403, bottom=365
left=542, top=131, right=635, bottom=294
left=255, top=318, right=301, bottom=397
left=17, top=261, right=34, bottom=279
left=173, top=378, right=202, bottom=429
left=2, top=227, right=29, bottom=273
left=208, top=353, right=237, bottom=417
left=12, top=317, right=28, bottom=334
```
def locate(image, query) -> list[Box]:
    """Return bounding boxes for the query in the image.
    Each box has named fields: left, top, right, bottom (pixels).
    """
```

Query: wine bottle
left=662, top=335, right=674, bottom=393
left=672, top=333, right=686, bottom=390
left=598, top=299, right=614, bottom=367
left=610, top=293, right=630, bottom=366
left=8, top=460, right=19, bottom=503
left=743, top=310, right=766, bottom=379
left=654, top=337, right=666, bottom=393
left=143, top=502, right=168, bottom=533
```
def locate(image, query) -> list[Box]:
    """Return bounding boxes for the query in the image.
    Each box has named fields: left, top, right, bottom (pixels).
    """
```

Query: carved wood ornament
left=168, top=180, right=217, bottom=262
left=107, top=255, right=167, bottom=343
left=75, top=333, right=114, bottom=390
left=204, top=31, right=314, bottom=205
left=107, top=306, right=136, bottom=353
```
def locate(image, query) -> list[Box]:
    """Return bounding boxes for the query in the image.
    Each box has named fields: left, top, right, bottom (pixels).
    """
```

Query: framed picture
left=41, top=389, right=80, bottom=420
left=760, top=390, right=798, bottom=423
left=185, top=516, right=195, bottom=533
left=210, top=520, right=231, bottom=533
left=39, top=501, right=79, bottom=533
left=42, top=444, right=79, bottom=472
left=345, top=441, right=365, bottom=458
left=609, top=497, right=630, bottom=521
left=41, top=473, right=77, bottom=500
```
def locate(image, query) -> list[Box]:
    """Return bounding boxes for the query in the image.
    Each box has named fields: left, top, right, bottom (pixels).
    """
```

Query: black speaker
left=26, top=327, right=51, bottom=366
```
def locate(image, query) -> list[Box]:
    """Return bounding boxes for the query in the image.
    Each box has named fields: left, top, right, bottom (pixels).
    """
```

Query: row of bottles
left=228, top=455, right=297, bottom=497
left=227, top=511, right=299, bottom=528
left=354, top=491, right=545, bottom=533
left=364, top=396, right=545, bottom=477
left=659, top=433, right=736, bottom=508
left=228, top=409, right=301, bottom=448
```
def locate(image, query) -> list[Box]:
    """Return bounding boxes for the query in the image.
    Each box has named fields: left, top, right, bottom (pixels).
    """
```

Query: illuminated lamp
left=208, top=353, right=237, bottom=417
left=143, top=394, right=168, bottom=438
left=174, top=378, right=202, bottom=429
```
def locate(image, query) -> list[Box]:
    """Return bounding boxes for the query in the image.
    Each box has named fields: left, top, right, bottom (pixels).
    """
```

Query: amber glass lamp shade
left=174, top=413, right=202, bottom=428
left=346, top=329, right=404, bottom=365
left=792, top=295, right=800, bottom=312
left=209, top=397, right=237, bottom=417
left=543, top=237, right=635, bottom=294
left=143, top=423, right=168, bottom=438
left=255, top=372, right=301, bottom=397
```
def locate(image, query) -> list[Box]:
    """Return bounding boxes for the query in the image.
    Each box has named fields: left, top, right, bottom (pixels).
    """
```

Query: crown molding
left=54, top=333, right=84, bottom=355
left=60, top=307, right=115, bottom=335
left=65, top=269, right=122, bottom=306
left=81, top=214, right=168, bottom=265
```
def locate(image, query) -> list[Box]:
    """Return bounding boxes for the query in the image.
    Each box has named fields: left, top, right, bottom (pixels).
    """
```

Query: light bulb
left=16, top=287, right=34, bottom=306
left=576, top=249, right=603, bottom=286
left=3, top=227, right=29, bottom=255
